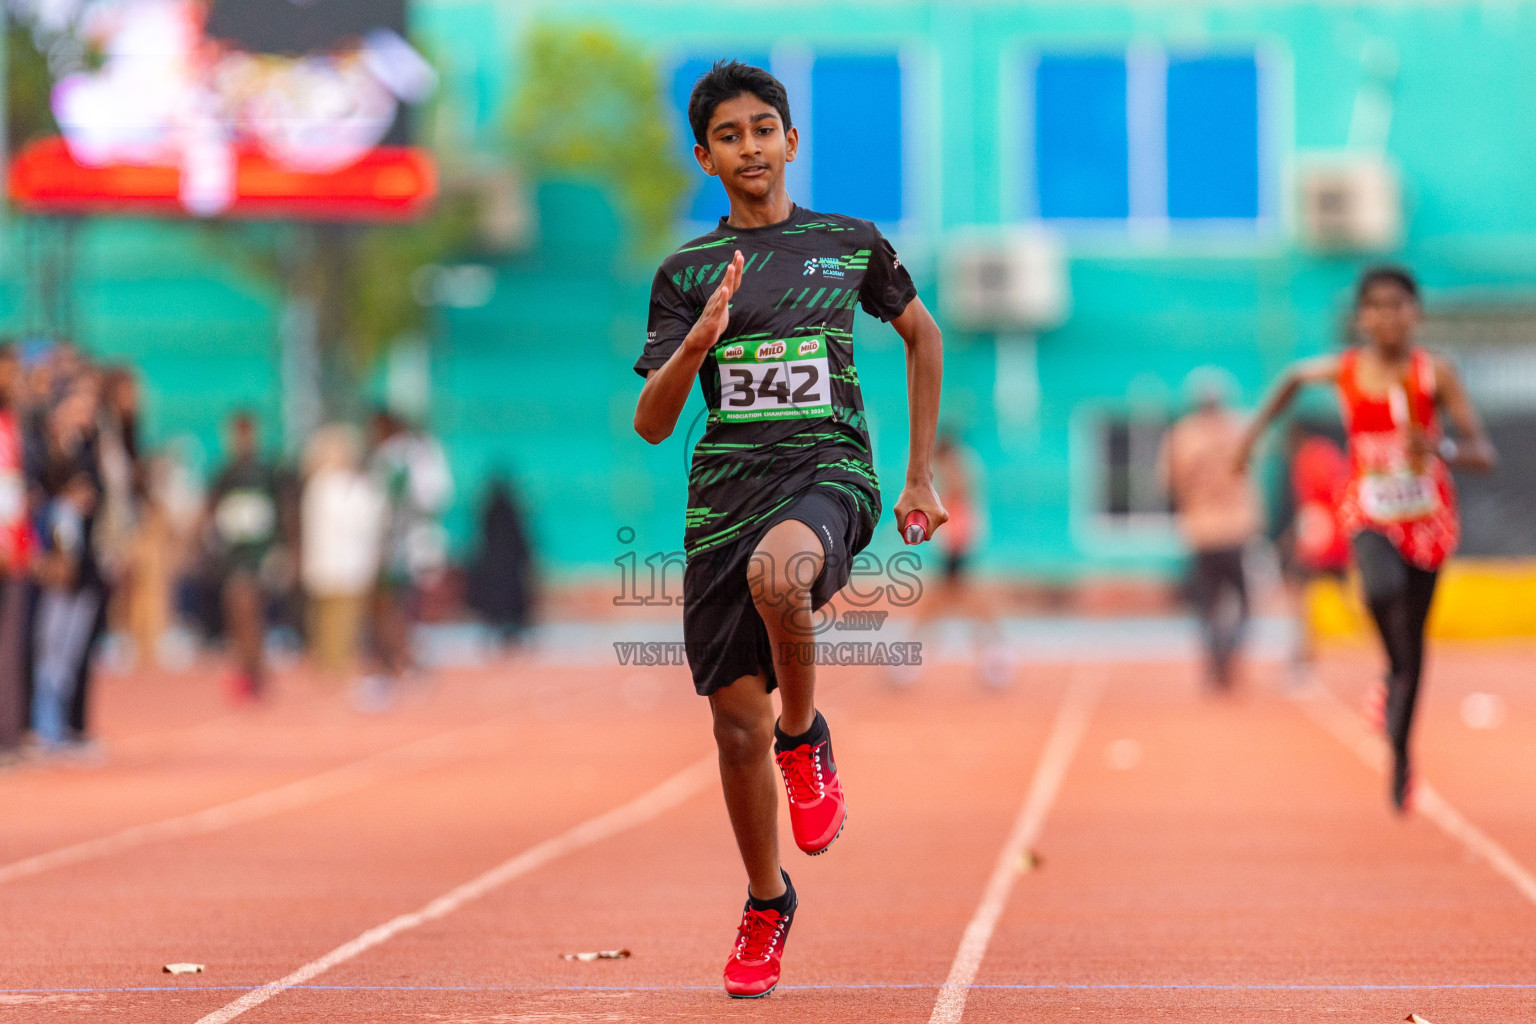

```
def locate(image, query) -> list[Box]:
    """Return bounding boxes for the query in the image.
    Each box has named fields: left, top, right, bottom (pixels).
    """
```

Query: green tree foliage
left=198, top=188, right=480, bottom=418
left=508, top=24, right=688, bottom=254
left=6, top=24, right=59, bottom=154
left=346, top=190, right=480, bottom=365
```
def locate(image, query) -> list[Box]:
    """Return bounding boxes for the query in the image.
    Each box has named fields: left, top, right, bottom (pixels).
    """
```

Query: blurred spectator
left=22, top=347, right=54, bottom=441
left=92, top=366, right=145, bottom=672
left=465, top=473, right=537, bottom=646
left=1159, top=369, right=1263, bottom=692
left=121, top=454, right=177, bottom=669
left=50, top=341, right=85, bottom=391
left=0, top=345, right=32, bottom=758
left=301, top=424, right=384, bottom=675
left=28, top=377, right=106, bottom=751
left=205, top=412, right=279, bottom=703
left=95, top=366, right=142, bottom=588
left=356, top=411, right=451, bottom=710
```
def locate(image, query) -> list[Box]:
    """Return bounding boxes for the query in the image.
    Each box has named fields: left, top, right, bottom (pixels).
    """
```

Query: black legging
left=1352, top=530, right=1439, bottom=760
left=1190, top=546, right=1249, bottom=689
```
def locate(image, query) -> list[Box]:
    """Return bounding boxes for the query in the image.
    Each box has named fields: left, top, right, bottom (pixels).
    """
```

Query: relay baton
left=903, top=510, right=930, bottom=545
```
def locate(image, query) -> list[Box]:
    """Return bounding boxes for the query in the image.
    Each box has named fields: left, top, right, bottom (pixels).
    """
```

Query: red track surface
left=2, top=643, right=1534, bottom=1022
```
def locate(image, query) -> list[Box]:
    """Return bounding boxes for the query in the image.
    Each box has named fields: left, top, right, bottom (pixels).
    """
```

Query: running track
left=2, top=641, right=1534, bottom=1022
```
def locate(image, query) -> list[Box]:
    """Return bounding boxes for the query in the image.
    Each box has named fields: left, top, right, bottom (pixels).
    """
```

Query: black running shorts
left=681, top=485, right=874, bottom=696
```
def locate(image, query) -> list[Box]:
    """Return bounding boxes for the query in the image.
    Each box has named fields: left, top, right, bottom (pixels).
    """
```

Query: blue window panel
left=1034, top=56, right=1129, bottom=219
left=1166, top=56, right=1260, bottom=219
left=672, top=54, right=771, bottom=222
left=810, top=54, right=903, bottom=223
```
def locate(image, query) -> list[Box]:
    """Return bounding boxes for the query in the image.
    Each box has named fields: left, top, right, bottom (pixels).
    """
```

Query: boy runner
left=206, top=412, right=280, bottom=702
left=1159, top=371, right=1262, bottom=692
left=633, top=61, right=945, bottom=997
left=1237, top=266, right=1497, bottom=811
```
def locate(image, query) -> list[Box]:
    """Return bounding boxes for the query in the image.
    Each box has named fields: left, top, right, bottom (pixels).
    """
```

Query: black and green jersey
left=208, top=457, right=280, bottom=574
left=636, top=205, right=916, bottom=559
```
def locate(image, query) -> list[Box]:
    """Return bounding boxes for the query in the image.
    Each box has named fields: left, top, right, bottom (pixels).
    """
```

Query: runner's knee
left=749, top=575, right=813, bottom=627
left=709, top=678, right=775, bottom=765
left=749, top=522, right=823, bottom=618
left=712, top=709, right=773, bottom=765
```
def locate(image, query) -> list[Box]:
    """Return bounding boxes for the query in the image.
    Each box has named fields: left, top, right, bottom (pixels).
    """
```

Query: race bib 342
left=715, top=335, right=833, bottom=422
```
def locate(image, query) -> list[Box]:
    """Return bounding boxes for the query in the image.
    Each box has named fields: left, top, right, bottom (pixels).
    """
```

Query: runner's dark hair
left=1355, top=265, right=1419, bottom=305
left=688, top=60, right=792, bottom=147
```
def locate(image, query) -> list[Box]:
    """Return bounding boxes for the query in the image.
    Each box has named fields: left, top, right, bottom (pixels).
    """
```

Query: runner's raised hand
left=894, top=481, right=948, bottom=543
left=684, top=250, right=745, bottom=354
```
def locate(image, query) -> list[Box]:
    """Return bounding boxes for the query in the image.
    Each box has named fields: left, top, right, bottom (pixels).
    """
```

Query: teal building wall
left=421, top=1, right=1536, bottom=580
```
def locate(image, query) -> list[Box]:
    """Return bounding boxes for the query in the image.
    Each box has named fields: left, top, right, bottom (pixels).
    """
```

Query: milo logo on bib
left=716, top=334, right=834, bottom=423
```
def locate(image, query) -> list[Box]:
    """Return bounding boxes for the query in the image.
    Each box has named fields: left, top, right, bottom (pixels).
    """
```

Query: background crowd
left=0, top=339, right=539, bottom=762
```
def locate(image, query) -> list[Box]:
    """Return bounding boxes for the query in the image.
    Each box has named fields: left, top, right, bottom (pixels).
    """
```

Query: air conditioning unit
left=942, top=230, right=1069, bottom=332
left=1297, top=156, right=1402, bottom=253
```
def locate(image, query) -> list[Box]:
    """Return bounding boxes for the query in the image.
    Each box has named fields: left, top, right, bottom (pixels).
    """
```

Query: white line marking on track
left=192, top=755, right=715, bottom=1024
left=928, top=671, right=1103, bottom=1024
left=0, top=717, right=520, bottom=886
left=1294, top=684, right=1536, bottom=907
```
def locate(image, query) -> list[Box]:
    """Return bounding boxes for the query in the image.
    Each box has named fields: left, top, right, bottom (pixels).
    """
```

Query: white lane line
left=192, top=755, right=716, bottom=1024
left=1415, top=787, right=1536, bottom=905
left=929, top=671, right=1103, bottom=1024
left=0, top=717, right=519, bottom=886
left=1294, top=683, right=1536, bottom=907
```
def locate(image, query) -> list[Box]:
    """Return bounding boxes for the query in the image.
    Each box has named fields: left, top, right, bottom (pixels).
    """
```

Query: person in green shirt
left=206, top=412, right=279, bottom=702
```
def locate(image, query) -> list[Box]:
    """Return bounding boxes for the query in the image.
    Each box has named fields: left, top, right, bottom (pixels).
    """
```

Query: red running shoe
left=723, top=880, right=797, bottom=998
left=225, top=673, right=258, bottom=705
left=775, top=713, right=847, bottom=855
left=1362, top=680, right=1387, bottom=731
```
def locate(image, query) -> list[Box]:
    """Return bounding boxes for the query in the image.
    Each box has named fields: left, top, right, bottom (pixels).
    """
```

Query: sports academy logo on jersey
left=803, top=256, right=848, bottom=279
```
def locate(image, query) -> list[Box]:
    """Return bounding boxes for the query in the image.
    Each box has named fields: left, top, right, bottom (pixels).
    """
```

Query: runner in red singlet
left=1288, top=431, right=1351, bottom=579
left=1236, top=266, right=1497, bottom=812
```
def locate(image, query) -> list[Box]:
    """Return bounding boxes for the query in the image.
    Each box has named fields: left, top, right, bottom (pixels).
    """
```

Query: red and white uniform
left=0, top=409, right=30, bottom=573
left=1290, top=436, right=1350, bottom=574
left=1336, top=347, right=1458, bottom=571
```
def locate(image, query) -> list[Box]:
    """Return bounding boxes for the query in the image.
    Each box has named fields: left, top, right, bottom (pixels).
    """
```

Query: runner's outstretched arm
left=1234, top=355, right=1341, bottom=471
left=1431, top=354, right=1498, bottom=472
left=889, top=297, right=949, bottom=538
left=635, top=251, right=746, bottom=444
